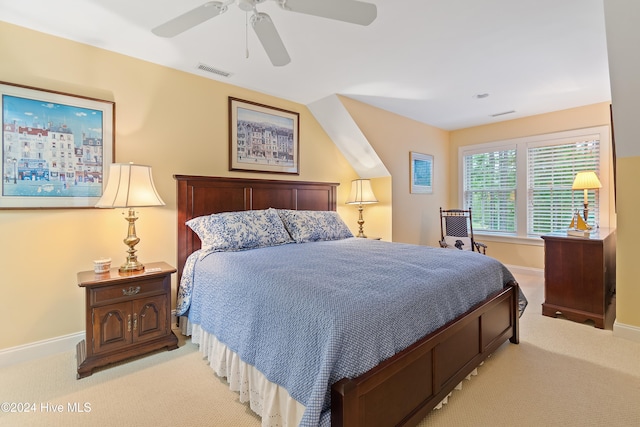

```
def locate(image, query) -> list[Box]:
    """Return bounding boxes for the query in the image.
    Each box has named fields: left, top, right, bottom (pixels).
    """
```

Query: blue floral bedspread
left=177, top=238, right=520, bottom=426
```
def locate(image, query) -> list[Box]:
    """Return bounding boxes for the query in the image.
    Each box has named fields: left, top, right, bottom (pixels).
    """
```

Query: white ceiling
left=0, top=0, right=611, bottom=131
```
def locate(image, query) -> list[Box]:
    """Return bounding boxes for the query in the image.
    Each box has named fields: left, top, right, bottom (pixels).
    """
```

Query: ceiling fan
left=152, top=0, right=377, bottom=67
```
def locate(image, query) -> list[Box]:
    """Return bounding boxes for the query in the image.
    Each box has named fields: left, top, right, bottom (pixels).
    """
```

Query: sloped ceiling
left=0, top=0, right=611, bottom=178
left=308, top=95, right=389, bottom=178
left=0, top=0, right=611, bottom=131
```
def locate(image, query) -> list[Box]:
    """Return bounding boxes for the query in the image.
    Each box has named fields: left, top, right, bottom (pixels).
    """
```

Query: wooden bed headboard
left=174, top=175, right=339, bottom=280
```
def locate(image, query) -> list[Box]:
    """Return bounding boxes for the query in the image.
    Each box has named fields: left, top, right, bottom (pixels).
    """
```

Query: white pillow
left=277, top=210, right=353, bottom=243
left=443, top=236, right=473, bottom=251
left=186, top=208, right=292, bottom=253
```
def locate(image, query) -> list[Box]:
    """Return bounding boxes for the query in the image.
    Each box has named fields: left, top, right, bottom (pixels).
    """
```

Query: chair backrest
left=439, top=208, right=478, bottom=251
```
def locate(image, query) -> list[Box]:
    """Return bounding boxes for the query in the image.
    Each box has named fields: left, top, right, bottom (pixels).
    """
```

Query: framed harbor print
left=410, top=151, right=433, bottom=194
left=1, top=81, right=115, bottom=208
left=229, top=97, right=299, bottom=174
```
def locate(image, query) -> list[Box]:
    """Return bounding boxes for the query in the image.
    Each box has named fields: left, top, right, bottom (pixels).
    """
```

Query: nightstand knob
left=122, top=286, right=141, bottom=296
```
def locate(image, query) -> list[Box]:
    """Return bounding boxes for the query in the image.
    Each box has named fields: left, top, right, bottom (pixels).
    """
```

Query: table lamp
left=95, top=163, right=165, bottom=272
left=572, top=171, right=601, bottom=226
left=346, top=179, right=378, bottom=238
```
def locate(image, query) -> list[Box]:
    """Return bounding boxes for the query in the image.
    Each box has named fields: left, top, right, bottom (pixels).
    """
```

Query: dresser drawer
left=90, top=276, right=167, bottom=306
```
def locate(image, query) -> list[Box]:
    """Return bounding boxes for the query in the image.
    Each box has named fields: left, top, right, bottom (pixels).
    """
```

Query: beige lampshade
left=572, top=171, right=602, bottom=190
left=96, top=163, right=165, bottom=208
left=346, top=179, right=378, bottom=205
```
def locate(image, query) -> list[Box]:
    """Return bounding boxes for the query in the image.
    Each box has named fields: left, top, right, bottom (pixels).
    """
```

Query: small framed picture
left=229, top=97, right=299, bottom=175
left=410, top=152, right=433, bottom=194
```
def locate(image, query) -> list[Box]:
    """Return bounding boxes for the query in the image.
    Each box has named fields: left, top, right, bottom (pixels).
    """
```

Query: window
left=528, top=139, right=600, bottom=234
left=459, top=126, right=610, bottom=239
left=462, top=148, right=517, bottom=233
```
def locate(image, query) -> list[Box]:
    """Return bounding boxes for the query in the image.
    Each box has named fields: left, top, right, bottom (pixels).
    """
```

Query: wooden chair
left=439, top=208, right=487, bottom=254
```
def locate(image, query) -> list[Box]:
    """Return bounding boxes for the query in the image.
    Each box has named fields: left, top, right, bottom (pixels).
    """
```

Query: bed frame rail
left=331, top=281, right=520, bottom=427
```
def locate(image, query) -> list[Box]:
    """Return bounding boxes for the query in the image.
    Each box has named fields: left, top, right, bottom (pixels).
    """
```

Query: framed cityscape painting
left=229, top=97, right=299, bottom=174
left=1, top=81, right=115, bottom=208
left=410, top=151, right=433, bottom=194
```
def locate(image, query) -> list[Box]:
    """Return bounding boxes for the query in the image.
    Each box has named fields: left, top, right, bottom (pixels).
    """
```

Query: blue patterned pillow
left=186, top=208, right=293, bottom=252
left=277, top=210, right=353, bottom=243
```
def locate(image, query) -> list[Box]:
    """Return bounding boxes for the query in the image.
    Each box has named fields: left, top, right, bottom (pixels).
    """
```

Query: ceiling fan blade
left=278, top=0, right=376, bottom=26
left=152, top=1, right=227, bottom=37
left=251, top=12, right=291, bottom=67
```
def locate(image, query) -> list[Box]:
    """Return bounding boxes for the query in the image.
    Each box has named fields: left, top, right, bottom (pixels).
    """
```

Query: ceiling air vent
left=490, top=110, right=516, bottom=117
left=196, top=63, right=232, bottom=78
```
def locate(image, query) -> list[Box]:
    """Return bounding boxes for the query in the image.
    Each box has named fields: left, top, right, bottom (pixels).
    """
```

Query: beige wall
left=614, top=157, right=640, bottom=330
left=0, top=22, right=362, bottom=350
left=339, top=97, right=450, bottom=246
left=448, top=103, right=613, bottom=269
left=604, top=0, right=640, bottom=333
left=338, top=98, right=614, bottom=269
left=3, top=16, right=635, bottom=349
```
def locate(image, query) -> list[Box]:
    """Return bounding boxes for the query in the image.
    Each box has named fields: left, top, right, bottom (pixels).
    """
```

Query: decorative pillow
left=277, top=209, right=353, bottom=243
left=443, top=236, right=473, bottom=251
left=186, top=208, right=292, bottom=253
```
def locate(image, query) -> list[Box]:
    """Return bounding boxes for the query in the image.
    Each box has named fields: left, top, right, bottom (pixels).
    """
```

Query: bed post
left=331, top=379, right=357, bottom=427
left=509, top=280, right=520, bottom=344
left=175, top=177, right=189, bottom=283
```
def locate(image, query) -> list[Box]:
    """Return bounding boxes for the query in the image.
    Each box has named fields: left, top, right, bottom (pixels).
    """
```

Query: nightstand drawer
left=91, top=277, right=166, bottom=306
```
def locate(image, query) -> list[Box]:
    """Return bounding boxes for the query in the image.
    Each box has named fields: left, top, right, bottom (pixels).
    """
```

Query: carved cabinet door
left=132, top=295, right=168, bottom=343
left=92, top=301, right=131, bottom=354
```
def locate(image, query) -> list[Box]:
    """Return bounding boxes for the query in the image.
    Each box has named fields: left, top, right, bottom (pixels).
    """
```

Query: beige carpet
left=2, top=273, right=640, bottom=427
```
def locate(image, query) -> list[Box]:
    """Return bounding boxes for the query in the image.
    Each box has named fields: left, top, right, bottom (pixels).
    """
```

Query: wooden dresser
left=76, top=261, right=179, bottom=378
left=541, top=228, right=616, bottom=329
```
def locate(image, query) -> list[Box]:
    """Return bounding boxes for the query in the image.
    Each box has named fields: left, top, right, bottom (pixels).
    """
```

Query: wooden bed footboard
left=331, top=281, right=520, bottom=427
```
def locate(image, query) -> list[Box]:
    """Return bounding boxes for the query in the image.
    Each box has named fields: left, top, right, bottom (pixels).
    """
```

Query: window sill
left=474, top=232, right=544, bottom=247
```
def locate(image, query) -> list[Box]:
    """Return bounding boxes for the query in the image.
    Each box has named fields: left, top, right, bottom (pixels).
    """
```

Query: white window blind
left=527, top=139, right=600, bottom=234
left=463, top=149, right=517, bottom=233
left=459, top=126, right=609, bottom=240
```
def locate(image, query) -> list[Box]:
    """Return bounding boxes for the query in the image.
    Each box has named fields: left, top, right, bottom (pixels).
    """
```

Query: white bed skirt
left=179, top=317, right=477, bottom=425
left=180, top=317, right=306, bottom=426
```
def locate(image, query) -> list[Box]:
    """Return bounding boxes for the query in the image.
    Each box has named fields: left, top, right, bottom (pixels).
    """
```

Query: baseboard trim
left=504, top=264, right=544, bottom=278
left=0, top=331, right=84, bottom=368
left=613, top=320, right=640, bottom=343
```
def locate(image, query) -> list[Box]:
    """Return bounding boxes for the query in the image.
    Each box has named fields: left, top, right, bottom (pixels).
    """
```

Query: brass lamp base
left=355, top=204, right=367, bottom=238
left=119, top=260, right=145, bottom=273
left=119, top=208, right=145, bottom=273
left=581, top=203, right=594, bottom=230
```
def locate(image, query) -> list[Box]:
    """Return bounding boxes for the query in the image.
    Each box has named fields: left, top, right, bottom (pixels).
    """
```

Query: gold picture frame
left=229, top=97, right=299, bottom=175
left=1, top=81, right=115, bottom=209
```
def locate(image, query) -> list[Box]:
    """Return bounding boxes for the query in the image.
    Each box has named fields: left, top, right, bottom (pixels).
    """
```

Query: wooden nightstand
left=76, top=261, right=179, bottom=379
left=541, top=228, right=616, bottom=329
